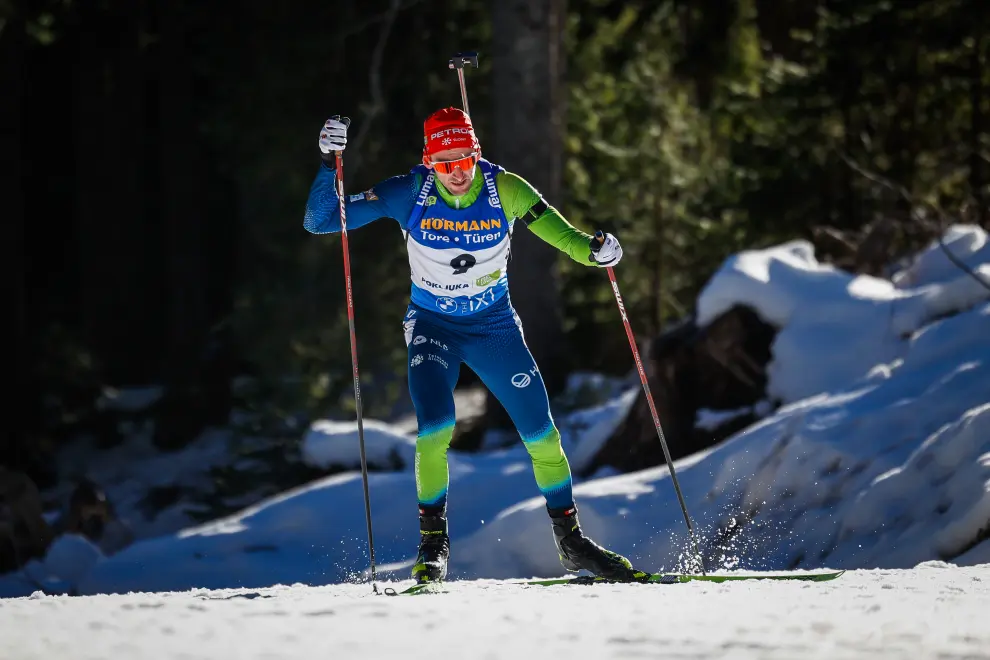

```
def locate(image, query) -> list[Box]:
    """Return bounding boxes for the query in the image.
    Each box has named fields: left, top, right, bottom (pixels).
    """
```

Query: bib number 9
left=450, top=253, right=477, bottom=275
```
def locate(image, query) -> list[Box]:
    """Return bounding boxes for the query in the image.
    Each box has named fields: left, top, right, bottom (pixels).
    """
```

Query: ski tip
left=387, top=581, right=447, bottom=596
left=652, top=569, right=846, bottom=584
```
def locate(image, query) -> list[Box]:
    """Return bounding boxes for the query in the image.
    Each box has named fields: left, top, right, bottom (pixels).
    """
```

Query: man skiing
left=304, top=108, right=639, bottom=585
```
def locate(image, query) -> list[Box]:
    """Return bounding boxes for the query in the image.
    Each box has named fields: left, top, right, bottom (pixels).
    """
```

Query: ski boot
left=549, top=505, right=644, bottom=582
left=411, top=507, right=449, bottom=584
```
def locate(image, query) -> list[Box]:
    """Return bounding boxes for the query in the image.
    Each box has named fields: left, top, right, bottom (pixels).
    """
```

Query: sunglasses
left=431, top=152, right=479, bottom=174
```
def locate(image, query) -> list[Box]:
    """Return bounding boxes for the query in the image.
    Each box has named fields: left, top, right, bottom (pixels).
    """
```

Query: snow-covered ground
left=3, top=564, right=989, bottom=660
left=3, top=226, right=988, bottom=632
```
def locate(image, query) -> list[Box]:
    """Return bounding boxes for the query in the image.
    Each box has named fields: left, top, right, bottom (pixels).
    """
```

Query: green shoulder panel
left=495, top=170, right=597, bottom=265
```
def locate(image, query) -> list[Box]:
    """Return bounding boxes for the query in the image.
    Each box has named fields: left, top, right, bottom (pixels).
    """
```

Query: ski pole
left=333, top=117, right=379, bottom=594
left=593, top=231, right=706, bottom=575
left=448, top=51, right=479, bottom=116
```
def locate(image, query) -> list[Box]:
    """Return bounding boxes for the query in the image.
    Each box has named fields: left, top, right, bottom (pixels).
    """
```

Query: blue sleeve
left=302, top=163, right=419, bottom=234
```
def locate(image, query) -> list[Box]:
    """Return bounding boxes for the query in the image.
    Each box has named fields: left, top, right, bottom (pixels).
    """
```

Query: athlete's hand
left=589, top=231, right=623, bottom=267
left=319, top=116, right=350, bottom=157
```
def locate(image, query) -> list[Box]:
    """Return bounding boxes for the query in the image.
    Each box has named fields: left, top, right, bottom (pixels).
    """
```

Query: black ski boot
left=549, top=505, right=642, bottom=582
left=412, top=508, right=449, bottom=584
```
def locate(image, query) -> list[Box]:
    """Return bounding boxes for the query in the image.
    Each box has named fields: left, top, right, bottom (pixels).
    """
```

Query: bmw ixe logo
left=436, top=297, right=457, bottom=314
left=511, top=372, right=532, bottom=388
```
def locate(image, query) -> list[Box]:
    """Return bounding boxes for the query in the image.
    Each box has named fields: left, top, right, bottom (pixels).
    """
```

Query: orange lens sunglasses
left=431, top=153, right=479, bottom=174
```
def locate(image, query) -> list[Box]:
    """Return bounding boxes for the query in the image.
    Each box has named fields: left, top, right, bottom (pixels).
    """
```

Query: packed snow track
left=3, top=564, right=988, bottom=659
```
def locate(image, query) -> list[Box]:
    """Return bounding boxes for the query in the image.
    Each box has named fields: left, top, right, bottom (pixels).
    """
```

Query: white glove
left=590, top=232, right=623, bottom=267
left=319, top=116, right=349, bottom=154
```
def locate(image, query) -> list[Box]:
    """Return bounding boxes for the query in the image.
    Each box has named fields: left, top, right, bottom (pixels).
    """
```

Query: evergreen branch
left=835, top=146, right=990, bottom=293
left=348, top=0, right=403, bottom=178
left=334, top=0, right=427, bottom=41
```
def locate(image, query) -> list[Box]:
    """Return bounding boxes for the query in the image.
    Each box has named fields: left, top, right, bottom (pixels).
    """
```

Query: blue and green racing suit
left=303, top=158, right=603, bottom=512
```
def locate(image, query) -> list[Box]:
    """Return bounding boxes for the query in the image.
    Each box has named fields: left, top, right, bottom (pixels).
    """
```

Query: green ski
left=514, top=570, right=845, bottom=586
left=383, top=570, right=844, bottom=595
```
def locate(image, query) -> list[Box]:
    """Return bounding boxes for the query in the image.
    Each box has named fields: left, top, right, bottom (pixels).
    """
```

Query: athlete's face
left=429, top=148, right=478, bottom=195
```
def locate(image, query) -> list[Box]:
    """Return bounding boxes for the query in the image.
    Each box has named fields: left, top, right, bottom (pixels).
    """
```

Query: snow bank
left=301, top=419, right=418, bottom=470
left=0, top=535, right=105, bottom=598
left=696, top=228, right=990, bottom=403
left=96, top=385, right=164, bottom=412
left=891, top=224, right=990, bottom=288
left=48, top=427, right=256, bottom=541
left=838, top=404, right=990, bottom=564
left=556, top=387, right=639, bottom=474
left=696, top=403, right=769, bottom=431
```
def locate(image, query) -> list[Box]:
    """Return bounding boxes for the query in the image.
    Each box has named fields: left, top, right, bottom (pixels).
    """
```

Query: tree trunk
left=0, top=18, right=35, bottom=473
left=73, top=1, right=155, bottom=384
left=488, top=0, right=568, bottom=429
left=653, top=195, right=665, bottom=336
left=971, top=29, right=987, bottom=228
left=152, top=0, right=234, bottom=449
left=841, top=76, right=857, bottom=229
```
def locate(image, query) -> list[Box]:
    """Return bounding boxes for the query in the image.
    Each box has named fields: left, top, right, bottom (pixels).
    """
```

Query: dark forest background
left=3, top=0, right=988, bottom=494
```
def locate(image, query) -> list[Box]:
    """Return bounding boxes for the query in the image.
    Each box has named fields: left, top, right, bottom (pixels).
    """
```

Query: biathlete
left=303, top=108, right=638, bottom=584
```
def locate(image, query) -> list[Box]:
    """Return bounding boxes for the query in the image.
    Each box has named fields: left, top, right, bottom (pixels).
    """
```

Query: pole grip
left=589, top=230, right=606, bottom=262
left=449, top=52, right=478, bottom=115
left=448, top=51, right=479, bottom=69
